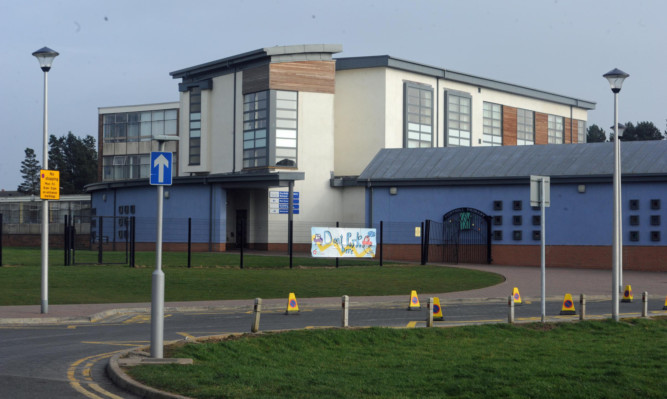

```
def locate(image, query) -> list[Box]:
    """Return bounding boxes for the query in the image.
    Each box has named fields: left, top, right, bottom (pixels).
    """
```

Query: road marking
left=68, top=350, right=128, bottom=399
left=67, top=325, right=77, bottom=329
left=82, top=340, right=149, bottom=347
left=176, top=332, right=195, bottom=340
left=122, top=314, right=172, bottom=324
left=406, top=321, right=417, bottom=328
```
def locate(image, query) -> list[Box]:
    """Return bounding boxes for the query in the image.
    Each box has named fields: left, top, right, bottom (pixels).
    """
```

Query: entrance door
left=235, top=210, right=247, bottom=249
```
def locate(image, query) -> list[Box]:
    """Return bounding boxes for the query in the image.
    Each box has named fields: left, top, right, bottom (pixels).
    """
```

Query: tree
left=17, top=148, right=41, bottom=195
left=48, top=132, right=98, bottom=194
left=620, top=121, right=665, bottom=141
left=586, top=124, right=607, bottom=143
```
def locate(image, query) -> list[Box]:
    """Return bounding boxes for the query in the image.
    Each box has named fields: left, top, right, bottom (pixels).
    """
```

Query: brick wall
left=503, top=106, right=517, bottom=146
left=535, top=112, right=548, bottom=144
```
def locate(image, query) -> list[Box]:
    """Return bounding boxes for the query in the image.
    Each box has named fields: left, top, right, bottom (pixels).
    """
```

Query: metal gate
left=440, top=208, right=492, bottom=264
left=68, top=216, right=135, bottom=266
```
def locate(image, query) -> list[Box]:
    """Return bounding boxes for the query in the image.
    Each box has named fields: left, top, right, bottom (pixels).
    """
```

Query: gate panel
left=442, top=208, right=492, bottom=264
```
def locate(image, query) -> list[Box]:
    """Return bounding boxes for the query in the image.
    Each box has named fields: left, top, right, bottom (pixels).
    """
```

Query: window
left=483, top=102, right=502, bottom=146
left=517, top=109, right=534, bottom=145
left=243, top=91, right=268, bottom=168
left=243, top=90, right=298, bottom=169
left=189, top=87, right=202, bottom=165
left=577, top=120, right=586, bottom=143
left=548, top=115, right=564, bottom=144
left=445, top=91, right=471, bottom=147
left=274, top=91, right=297, bottom=167
left=404, top=82, right=433, bottom=148
left=103, top=110, right=177, bottom=144
left=103, top=154, right=170, bottom=181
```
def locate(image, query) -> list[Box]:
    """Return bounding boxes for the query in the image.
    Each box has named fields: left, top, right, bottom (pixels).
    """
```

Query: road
left=0, top=297, right=665, bottom=399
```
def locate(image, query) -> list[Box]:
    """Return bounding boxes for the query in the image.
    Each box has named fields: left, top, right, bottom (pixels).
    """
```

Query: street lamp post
left=33, top=47, right=59, bottom=314
left=603, top=68, right=629, bottom=322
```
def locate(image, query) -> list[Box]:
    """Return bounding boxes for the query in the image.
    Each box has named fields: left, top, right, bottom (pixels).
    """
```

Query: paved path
left=1, top=265, right=665, bottom=325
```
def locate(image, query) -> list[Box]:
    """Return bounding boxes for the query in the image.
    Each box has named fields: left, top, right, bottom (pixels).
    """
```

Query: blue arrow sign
left=150, top=152, right=173, bottom=185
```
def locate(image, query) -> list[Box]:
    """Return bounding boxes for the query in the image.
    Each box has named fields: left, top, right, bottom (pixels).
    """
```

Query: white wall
left=334, top=68, right=388, bottom=176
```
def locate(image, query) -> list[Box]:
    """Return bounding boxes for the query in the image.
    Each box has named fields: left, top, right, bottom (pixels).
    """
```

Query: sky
left=1, top=0, right=666, bottom=191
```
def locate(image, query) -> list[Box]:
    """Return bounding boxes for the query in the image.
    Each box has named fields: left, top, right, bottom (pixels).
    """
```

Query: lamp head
left=603, top=68, right=629, bottom=93
left=32, top=47, right=59, bottom=72
left=610, top=123, right=626, bottom=139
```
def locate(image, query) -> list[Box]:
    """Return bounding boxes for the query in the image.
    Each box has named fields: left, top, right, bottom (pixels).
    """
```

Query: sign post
left=149, top=136, right=178, bottom=359
left=530, top=175, right=550, bottom=322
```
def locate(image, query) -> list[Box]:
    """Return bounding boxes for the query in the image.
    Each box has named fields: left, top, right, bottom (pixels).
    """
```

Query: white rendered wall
left=268, top=91, right=340, bottom=244
left=334, top=68, right=388, bottom=176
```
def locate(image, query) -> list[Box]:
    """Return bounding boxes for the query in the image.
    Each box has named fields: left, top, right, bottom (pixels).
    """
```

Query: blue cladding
left=369, top=182, right=667, bottom=246
left=91, top=185, right=227, bottom=244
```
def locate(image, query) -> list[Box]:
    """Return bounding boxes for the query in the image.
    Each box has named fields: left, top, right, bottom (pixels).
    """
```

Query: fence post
left=130, top=217, right=136, bottom=267
left=63, top=215, right=69, bottom=266
left=508, top=295, right=515, bottom=324
left=288, top=219, right=293, bottom=269
left=420, top=221, right=425, bottom=265
left=379, top=220, right=383, bottom=267
left=335, top=221, right=339, bottom=268
left=240, top=221, right=244, bottom=269
left=251, top=298, right=262, bottom=333
left=98, top=216, right=103, bottom=264
left=0, top=213, right=3, bottom=267
left=424, top=220, right=431, bottom=264
left=642, top=292, right=648, bottom=318
left=342, top=295, right=349, bottom=328
left=187, top=218, right=192, bottom=268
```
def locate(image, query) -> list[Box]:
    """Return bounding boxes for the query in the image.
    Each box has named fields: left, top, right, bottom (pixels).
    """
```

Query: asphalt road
left=0, top=298, right=664, bottom=399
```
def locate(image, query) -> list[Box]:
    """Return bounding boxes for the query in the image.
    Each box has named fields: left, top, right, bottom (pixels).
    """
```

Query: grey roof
left=358, top=141, right=667, bottom=185
left=336, top=55, right=595, bottom=110
left=170, top=44, right=342, bottom=80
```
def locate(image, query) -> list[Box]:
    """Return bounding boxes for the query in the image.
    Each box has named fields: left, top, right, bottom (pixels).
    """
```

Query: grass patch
left=128, top=319, right=667, bottom=399
left=0, top=248, right=503, bottom=305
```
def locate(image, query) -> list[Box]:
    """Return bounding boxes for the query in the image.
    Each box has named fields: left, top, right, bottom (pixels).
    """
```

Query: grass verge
left=0, top=248, right=503, bottom=305
left=128, top=318, right=667, bottom=399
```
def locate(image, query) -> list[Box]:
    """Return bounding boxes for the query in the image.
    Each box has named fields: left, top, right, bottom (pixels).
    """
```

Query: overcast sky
left=1, top=0, right=665, bottom=191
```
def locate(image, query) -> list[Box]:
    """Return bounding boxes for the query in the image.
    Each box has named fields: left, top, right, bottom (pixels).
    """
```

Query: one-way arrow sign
left=150, top=152, right=173, bottom=185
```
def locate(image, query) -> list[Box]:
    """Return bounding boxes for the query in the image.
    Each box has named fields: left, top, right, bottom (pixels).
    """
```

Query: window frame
left=548, top=114, right=564, bottom=144
left=482, top=102, right=503, bottom=146
left=444, top=90, right=472, bottom=147
left=517, top=108, right=535, bottom=145
left=403, top=82, right=433, bottom=148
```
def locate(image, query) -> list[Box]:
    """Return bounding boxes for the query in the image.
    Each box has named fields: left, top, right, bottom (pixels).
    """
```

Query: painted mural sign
left=311, top=227, right=376, bottom=258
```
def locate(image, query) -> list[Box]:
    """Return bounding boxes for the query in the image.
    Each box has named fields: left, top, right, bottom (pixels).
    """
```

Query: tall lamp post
left=33, top=47, right=59, bottom=314
left=603, top=68, right=629, bottom=322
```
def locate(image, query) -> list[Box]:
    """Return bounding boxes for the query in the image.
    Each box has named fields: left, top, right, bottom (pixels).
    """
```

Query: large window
left=243, top=90, right=298, bottom=169
left=102, top=154, right=153, bottom=181
left=577, top=120, right=586, bottom=143
left=445, top=91, right=471, bottom=147
left=103, top=110, right=177, bottom=143
left=483, top=102, right=502, bottom=146
left=404, top=82, right=433, bottom=148
left=274, top=91, right=297, bottom=167
left=189, top=87, right=202, bottom=165
left=548, top=115, right=564, bottom=144
left=517, top=109, right=534, bottom=145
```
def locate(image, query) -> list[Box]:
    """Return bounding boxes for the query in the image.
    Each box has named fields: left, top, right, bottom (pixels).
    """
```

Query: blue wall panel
left=91, top=185, right=227, bottom=244
left=369, top=181, right=667, bottom=247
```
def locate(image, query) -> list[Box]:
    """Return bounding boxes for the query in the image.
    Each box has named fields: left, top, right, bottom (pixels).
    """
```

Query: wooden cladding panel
left=269, top=61, right=336, bottom=94
left=242, top=64, right=270, bottom=94
left=572, top=119, right=581, bottom=143
left=503, top=106, right=517, bottom=146
left=564, top=117, right=572, bottom=144
left=535, top=112, right=548, bottom=145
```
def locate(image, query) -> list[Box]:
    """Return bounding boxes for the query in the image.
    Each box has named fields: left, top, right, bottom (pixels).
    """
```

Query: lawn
left=0, top=247, right=503, bottom=305
left=128, top=319, right=667, bottom=399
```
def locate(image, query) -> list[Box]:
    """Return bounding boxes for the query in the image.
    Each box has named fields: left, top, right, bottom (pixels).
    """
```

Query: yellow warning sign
left=408, top=290, right=421, bottom=310
left=432, top=297, right=444, bottom=321
left=40, top=169, right=60, bottom=200
left=512, top=287, right=522, bottom=305
left=560, top=293, right=576, bottom=315
left=622, top=285, right=633, bottom=303
left=285, top=292, right=299, bottom=314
